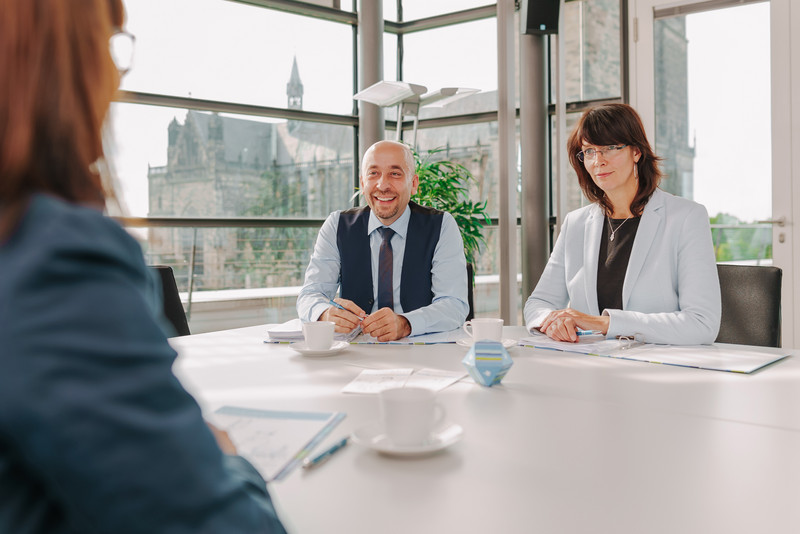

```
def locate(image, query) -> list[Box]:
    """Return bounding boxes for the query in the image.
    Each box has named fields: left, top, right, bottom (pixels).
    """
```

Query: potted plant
left=411, top=148, right=491, bottom=319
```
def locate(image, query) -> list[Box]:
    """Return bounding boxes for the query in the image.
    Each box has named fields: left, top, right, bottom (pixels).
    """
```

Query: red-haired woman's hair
left=0, top=0, right=124, bottom=238
left=567, top=103, right=662, bottom=217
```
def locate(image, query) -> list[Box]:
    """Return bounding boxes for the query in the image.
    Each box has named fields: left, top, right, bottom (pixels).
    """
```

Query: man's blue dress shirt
left=297, top=205, right=469, bottom=335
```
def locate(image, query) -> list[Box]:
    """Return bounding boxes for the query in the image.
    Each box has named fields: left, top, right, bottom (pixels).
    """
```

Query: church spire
left=286, top=56, right=304, bottom=110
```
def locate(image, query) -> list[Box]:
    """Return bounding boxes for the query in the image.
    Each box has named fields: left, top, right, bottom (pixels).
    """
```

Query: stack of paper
left=266, top=318, right=305, bottom=342
left=266, top=318, right=361, bottom=343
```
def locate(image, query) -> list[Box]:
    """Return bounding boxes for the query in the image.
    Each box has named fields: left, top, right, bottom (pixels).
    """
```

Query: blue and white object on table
left=462, top=340, right=513, bottom=387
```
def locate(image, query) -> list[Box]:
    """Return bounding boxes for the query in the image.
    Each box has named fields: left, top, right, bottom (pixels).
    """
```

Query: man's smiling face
left=360, top=141, right=418, bottom=225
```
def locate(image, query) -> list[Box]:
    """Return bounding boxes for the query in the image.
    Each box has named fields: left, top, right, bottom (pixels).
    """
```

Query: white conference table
left=170, top=325, right=800, bottom=534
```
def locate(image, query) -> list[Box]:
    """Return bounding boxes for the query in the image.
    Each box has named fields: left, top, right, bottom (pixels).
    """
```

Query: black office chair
left=466, top=262, right=475, bottom=321
left=715, top=264, right=781, bottom=347
left=150, top=265, right=191, bottom=337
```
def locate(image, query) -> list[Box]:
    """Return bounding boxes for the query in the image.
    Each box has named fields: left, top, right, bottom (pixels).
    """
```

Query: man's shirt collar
left=367, top=205, right=410, bottom=240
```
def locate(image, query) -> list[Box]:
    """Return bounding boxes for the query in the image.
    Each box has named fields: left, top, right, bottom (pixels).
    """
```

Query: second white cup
left=379, top=387, right=445, bottom=446
left=462, top=318, right=503, bottom=342
left=303, top=321, right=335, bottom=350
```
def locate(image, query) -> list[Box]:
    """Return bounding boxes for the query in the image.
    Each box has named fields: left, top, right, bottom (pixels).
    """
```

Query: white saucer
left=456, top=338, right=516, bottom=349
left=289, top=340, right=349, bottom=356
left=351, top=421, right=464, bottom=456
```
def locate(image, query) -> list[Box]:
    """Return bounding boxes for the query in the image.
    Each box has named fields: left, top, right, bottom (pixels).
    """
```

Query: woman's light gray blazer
left=524, top=189, right=721, bottom=345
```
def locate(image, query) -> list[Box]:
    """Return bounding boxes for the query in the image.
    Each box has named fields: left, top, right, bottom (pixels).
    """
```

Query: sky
left=685, top=2, right=771, bottom=222
left=109, top=0, right=772, bottom=223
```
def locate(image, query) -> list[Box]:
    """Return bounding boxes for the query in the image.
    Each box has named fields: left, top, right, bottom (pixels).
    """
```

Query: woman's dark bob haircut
left=567, top=103, right=662, bottom=216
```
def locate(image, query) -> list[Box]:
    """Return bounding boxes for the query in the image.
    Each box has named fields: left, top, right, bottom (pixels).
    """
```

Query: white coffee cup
left=462, top=318, right=503, bottom=342
left=303, top=321, right=335, bottom=351
left=379, top=387, right=446, bottom=447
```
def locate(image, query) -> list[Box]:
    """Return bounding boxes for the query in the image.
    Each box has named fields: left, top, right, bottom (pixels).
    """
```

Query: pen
left=576, top=329, right=603, bottom=336
left=328, top=299, right=347, bottom=311
left=329, top=299, right=365, bottom=321
left=302, top=436, right=349, bottom=469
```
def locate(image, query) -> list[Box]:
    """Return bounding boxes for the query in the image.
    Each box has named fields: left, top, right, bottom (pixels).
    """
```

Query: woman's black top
left=597, top=216, right=641, bottom=313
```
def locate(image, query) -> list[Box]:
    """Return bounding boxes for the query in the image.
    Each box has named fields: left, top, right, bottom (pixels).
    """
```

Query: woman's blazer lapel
left=622, top=189, right=666, bottom=308
left=582, top=205, right=605, bottom=315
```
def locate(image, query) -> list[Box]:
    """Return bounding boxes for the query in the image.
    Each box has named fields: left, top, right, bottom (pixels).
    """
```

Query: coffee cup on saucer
left=462, top=318, right=503, bottom=342
left=302, top=321, right=335, bottom=351
left=379, top=387, right=445, bottom=447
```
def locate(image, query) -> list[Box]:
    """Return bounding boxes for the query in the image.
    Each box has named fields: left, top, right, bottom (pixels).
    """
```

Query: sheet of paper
left=341, top=368, right=415, bottom=394
left=342, top=368, right=467, bottom=393
left=212, top=406, right=345, bottom=481
left=351, top=328, right=468, bottom=345
left=403, top=368, right=468, bottom=391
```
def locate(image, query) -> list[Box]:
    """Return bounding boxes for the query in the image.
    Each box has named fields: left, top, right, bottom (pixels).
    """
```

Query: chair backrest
left=716, top=264, right=781, bottom=347
left=466, top=262, right=475, bottom=321
left=150, top=265, right=191, bottom=337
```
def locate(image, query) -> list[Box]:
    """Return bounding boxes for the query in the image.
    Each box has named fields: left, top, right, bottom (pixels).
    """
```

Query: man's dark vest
left=336, top=201, right=444, bottom=313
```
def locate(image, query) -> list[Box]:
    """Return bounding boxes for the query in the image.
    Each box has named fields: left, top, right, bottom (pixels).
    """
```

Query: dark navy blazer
left=0, top=194, right=286, bottom=534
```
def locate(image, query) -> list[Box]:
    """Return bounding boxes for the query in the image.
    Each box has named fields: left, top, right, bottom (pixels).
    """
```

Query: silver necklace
left=607, top=216, right=630, bottom=242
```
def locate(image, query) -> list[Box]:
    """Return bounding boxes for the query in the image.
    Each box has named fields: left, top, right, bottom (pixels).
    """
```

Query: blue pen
left=329, top=299, right=365, bottom=321
left=328, top=299, right=346, bottom=311
left=576, top=329, right=603, bottom=336
left=302, top=436, right=349, bottom=469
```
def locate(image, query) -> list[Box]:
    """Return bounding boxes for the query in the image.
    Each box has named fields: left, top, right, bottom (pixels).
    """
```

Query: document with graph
left=212, top=406, right=345, bottom=481
left=519, top=335, right=789, bottom=373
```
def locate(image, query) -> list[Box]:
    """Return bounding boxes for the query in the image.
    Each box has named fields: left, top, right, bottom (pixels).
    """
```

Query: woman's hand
left=538, top=308, right=610, bottom=342
left=206, top=422, right=237, bottom=455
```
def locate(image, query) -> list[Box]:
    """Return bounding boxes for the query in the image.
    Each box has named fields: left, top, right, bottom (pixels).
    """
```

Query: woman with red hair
left=0, top=2, right=286, bottom=532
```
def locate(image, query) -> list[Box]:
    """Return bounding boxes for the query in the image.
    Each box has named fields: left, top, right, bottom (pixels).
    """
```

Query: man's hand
left=361, top=308, right=411, bottom=341
left=320, top=298, right=366, bottom=333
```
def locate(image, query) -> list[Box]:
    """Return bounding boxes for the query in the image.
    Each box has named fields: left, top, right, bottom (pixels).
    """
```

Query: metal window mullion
left=115, top=90, right=357, bottom=127
left=654, top=0, right=767, bottom=20
left=352, top=0, right=360, bottom=206
left=225, top=0, right=358, bottom=25
left=386, top=4, right=497, bottom=34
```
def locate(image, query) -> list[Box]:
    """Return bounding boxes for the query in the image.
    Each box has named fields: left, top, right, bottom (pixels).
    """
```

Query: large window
left=116, top=1, right=517, bottom=330
left=115, top=1, right=359, bottom=332
left=112, top=103, right=355, bottom=219
left=556, top=0, right=622, bottom=104
left=551, top=0, right=625, bottom=223
left=402, top=18, right=498, bottom=100
left=122, top=0, right=354, bottom=114
left=654, top=2, right=772, bottom=263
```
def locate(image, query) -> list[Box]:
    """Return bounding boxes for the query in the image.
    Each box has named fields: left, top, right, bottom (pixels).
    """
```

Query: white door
left=630, top=0, right=798, bottom=347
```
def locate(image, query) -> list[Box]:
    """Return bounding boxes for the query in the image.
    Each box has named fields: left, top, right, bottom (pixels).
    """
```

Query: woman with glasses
left=524, top=103, right=721, bottom=345
left=0, top=1, right=285, bottom=532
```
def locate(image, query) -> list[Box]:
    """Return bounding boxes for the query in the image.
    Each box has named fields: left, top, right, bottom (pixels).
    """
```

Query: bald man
left=296, top=140, right=469, bottom=341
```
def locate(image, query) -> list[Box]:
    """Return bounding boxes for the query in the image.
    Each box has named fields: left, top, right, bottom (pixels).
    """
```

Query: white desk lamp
left=354, top=81, right=479, bottom=148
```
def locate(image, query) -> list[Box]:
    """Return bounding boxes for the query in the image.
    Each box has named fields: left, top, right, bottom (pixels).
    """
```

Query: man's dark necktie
left=378, top=227, right=395, bottom=310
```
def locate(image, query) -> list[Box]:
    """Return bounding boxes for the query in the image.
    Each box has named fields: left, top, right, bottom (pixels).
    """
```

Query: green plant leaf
left=411, top=147, right=490, bottom=266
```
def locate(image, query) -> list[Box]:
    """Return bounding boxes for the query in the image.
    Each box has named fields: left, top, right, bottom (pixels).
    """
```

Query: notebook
left=213, top=405, right=346, bottom=481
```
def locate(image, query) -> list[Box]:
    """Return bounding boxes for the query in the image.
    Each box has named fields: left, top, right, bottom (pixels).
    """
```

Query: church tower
left=286, top=56, right=304, bottom=110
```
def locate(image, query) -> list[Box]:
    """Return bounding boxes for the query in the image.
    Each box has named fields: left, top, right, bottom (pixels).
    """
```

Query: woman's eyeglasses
left=110, top=30, right=135, bottom=76
left=577, top=144, right=628, bottom=163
